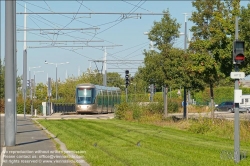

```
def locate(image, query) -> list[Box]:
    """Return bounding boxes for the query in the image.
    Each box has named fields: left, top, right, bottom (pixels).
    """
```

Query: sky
left=1, top=1, right=250, bottom=84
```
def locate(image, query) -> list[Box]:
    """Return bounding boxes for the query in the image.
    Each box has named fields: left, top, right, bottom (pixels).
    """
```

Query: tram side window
left=77, top=88, right=93, bottom=104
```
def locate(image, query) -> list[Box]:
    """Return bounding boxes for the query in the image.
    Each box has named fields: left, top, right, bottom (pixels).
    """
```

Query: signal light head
left=125, top=70, right=130, bottom=87
left=235, top=54, right=245, bottom=61
left=233, top=41, right=245, bottom=64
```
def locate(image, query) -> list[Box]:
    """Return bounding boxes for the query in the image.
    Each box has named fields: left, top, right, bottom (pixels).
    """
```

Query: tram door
left=102, top=90, right=108, bottom=113
left=96, top=90, right=103, bottom=113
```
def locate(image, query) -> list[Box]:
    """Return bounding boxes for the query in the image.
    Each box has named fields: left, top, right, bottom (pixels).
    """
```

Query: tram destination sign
left=230, top=72, right=245, bottom=79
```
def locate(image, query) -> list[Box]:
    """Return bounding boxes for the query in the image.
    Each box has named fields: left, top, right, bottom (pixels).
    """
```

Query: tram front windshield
left=76, top=88, right=94, bottom=104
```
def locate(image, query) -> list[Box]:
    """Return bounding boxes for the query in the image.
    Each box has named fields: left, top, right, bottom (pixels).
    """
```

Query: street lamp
left=33, top=70, right=44, bottom=98
left=45, top=61, right=69, bottom=100
left=29, top=66, right=41, bottom=84
left=28, top=66, right=41, bottom=116
left=29, top=66, right=41, bottom=97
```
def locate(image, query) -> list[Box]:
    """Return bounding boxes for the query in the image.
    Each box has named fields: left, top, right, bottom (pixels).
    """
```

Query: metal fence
left=53, top=103, right=75, bottom=113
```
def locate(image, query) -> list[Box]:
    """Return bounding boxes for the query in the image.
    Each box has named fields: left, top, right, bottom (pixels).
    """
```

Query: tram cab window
left=77, top=88, right=94, bottom=104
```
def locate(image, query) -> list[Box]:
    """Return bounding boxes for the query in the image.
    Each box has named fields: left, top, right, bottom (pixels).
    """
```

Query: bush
left=146, top=102, right=163, bottom=114
left=114, top=102, right=129, bottom=120
left=0, top=99, right=4, bottom=113
left=168, top=98, right=182, bottom=113
left=188, top=118, right=212, bottom=134
left=16, top=97, right=43, bottom=115
left=132, top=106, right=142, bottom=120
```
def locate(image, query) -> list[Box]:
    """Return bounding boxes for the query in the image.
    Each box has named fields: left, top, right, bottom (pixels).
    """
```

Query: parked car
left=215, top=101, right=234, bottom=113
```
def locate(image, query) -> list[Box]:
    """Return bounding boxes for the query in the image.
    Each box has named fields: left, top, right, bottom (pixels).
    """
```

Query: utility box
left=234, top=90, right=242, bottom=103
left=42, top=102, right=46, bottom=116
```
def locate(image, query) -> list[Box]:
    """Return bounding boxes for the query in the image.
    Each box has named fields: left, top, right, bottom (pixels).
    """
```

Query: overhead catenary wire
left=17, top=2, right=120, bottom=46
left=17, top=12, right=167, bottom=15
left=54, top=0, right=84, bottom=35
left=17, top=2, right=118, bottom=51
left=16, top=1, right=156, bottom=74
left=18, top=0, right=150, bottom=48
left=17, top=40, right=104, bottom=42
left=17, top=28, right=100, bottom=31
left=20, top=0, right=95, bottom=27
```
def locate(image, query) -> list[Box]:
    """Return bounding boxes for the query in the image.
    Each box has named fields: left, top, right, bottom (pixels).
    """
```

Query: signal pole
left=234, top=16, right=240, bottom=164
left=231, top=14, right=245, bottom=163
left=125, top=70, right=130, bottom=102
left=183, top=13, right=188, bottom=119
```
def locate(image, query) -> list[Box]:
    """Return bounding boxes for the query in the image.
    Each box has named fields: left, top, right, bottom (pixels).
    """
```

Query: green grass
left=37, top=119, right=250, bottom=166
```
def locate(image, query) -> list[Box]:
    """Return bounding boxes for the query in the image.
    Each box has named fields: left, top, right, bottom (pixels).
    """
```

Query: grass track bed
left=37, top=119, right=250, bottom=166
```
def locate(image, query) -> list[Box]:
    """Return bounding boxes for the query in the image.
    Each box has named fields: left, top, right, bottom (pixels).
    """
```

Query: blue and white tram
left=75, top=83, right=121, bottom=114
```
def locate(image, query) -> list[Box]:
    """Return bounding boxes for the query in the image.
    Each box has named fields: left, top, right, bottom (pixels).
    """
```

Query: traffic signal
left=27, top=80, right=30, bottom=88
left=148, top=85, right=151, bottom=93
left=125, top=70, right=130, bottom=87
left=31, top=79, right=34, bottom=90
left=150, top=84, right=155, bottom=94
left=233, top=41, right=245, bottom=64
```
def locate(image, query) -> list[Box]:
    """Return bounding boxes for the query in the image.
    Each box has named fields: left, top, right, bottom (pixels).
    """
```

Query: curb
left=32, top=119, right=90, bottom=166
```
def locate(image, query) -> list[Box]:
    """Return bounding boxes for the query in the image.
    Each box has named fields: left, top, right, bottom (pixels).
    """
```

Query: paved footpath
left=1, top=115, right=89, bottom=166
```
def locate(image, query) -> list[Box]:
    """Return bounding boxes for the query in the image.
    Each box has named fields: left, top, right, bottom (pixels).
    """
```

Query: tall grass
left=188, top=117, right=250, bottom=142
left=114, top=102, right=250, bottom=142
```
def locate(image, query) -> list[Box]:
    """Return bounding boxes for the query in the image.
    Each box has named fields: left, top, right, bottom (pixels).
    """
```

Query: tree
left=107, top=72, right=124, bottom=89
left=189, top=0, right=241, bottom=117
left=239, top=3, right=250, bottom=74
left=0, top=59, right=22, bottom=99
left=139, top=48, right=204, bottom=92
left=190, top=0, right=240, bottom=76
left=137, top=9, right=204, bottom=92
left=148, top=9, right=181, bottom=51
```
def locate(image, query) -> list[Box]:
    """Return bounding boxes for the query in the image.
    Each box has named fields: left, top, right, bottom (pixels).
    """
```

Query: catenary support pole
left=23, top=3, right=27, bottom=119
left=5, top=0, right=16, bottom=146
left=14, top=0, right=17, bottom=134
left=0, top=0, right=2, bottom=150
left=103, top=47, right=107, bottom=86
left=56, top=64, right=58, bottom=100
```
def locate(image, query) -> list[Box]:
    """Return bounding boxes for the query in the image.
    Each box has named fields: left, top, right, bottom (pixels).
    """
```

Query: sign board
left=230, top=72, right=245, bottom=79
left=234, top=89, right=242, bottom=103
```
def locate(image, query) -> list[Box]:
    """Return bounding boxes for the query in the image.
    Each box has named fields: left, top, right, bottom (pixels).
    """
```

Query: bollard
left=35, top=109, right=37, bottom=117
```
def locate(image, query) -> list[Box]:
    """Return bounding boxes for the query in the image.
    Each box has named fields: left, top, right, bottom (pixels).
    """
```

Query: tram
left=75, top=83, right=121, bottom=114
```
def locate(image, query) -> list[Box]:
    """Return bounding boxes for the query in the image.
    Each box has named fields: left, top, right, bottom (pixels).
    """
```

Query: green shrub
left=16, top=97, right=43, bottom=115
left=188, top=118, right=212, bottom=134
left=167, top=98, right=182, bottom=113
left=168, top=101, right=179, bottom=113
left=132, top=106, right=142, bottom=120
left=146, top=102, right=163, bottom=114
left=114, top=102, right=129, bottom=119
left=193, top=86, right=250, bottom=105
